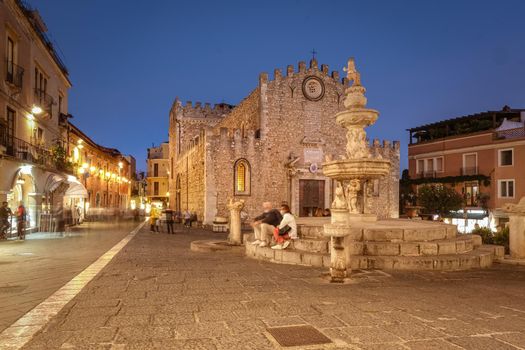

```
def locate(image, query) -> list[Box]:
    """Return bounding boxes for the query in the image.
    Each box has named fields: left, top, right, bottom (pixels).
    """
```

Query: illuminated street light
left=31, top=105, right=43, bottom=114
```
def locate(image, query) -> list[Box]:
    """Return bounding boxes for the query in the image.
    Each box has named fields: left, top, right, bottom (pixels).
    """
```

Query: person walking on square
left=165, top=209, right=175, bottom=234
left=16, top=202, right=27, bottom=240
left=0, top=202, right=12, bottom=240
left=271, top=204, right=297, bottom=250
left=183, top=210, right=191, bottom=227
left=250, top=202, right=282, bottom=247
left=149, top=206, right=160, bottom=232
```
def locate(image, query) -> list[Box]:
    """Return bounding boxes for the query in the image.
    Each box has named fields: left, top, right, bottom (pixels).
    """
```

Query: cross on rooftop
left=311, top=49, right=317, bottom=60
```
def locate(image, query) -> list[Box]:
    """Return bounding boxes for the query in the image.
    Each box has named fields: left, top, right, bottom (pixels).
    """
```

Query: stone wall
left=172, top=139, right=206, bottom=219
left=204, top=128, right=265, bottom=223
left=368, top=140, right=401, bottom=219
left=215, top=89, right=260, bottom=132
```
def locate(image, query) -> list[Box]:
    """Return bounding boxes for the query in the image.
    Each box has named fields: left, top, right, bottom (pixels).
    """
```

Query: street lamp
left=81, top=163, right=89, bottom=218
left=31, top=105, right=43, bottom=115
left=118, top=161, right=123, bottom=209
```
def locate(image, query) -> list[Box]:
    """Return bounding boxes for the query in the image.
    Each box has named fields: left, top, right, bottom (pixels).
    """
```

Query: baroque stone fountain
left=245, top=57, right=501, bottom=277
left=322, top=58, right=391, bottom=282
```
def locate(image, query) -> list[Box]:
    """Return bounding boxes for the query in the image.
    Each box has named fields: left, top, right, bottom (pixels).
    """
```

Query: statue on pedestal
left=345, top=179, right=361, bottom=214
left=332, top=183, right=347, bottom=210
left=227, top=198, right=245, bottom=245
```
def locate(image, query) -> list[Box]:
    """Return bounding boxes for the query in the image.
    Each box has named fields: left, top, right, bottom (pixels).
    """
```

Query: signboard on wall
left=304, top=148, right=323, bottom=164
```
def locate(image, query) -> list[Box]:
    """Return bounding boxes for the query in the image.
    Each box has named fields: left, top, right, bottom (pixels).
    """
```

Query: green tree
left=417, top=185, right=463, bottom=215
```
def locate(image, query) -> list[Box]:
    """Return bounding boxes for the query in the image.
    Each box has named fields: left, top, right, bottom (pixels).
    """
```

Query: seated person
left=314, top=208, right=324, bottom=217
left=250, top=202, right=282, bottom=247
left=271, top=204, right=297, bottom=250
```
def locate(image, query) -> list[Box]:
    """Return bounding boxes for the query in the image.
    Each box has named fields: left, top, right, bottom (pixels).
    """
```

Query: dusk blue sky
left=30, top=0, right=525, bottom=172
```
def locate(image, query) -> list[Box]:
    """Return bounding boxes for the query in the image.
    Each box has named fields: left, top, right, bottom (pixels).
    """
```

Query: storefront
left=444, top=209, right=490, bottom=233
left=7, top=165, right=38, bottom=230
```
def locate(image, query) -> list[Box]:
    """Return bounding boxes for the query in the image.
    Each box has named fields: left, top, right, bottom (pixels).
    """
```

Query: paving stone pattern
left=0, top=221, right=138, bottom=333
left=21, top=226, right=525, bottom=349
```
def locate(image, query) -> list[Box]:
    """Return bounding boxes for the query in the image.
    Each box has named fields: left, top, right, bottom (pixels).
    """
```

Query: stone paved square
left=4, top=226, right=523, bottom=349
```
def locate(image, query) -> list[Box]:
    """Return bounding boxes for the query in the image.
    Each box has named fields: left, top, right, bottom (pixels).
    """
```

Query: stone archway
left=8, top=170, right=37, bottom=229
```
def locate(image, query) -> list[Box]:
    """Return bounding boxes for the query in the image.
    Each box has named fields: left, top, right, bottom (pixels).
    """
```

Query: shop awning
left=44, top=174, right=66, bottom=193
left=65, top=176, right=88, bottom=198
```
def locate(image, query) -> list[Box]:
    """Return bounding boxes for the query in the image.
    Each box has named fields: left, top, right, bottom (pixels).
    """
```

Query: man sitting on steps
left=250, top=202, right=282, bottom=247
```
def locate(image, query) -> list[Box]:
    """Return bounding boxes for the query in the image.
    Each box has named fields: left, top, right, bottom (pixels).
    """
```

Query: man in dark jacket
left=0, top=202, right=12, bottom=239
left=250, top=202, right=282, bottom=247
left=165, top=209, right=174, bottom=234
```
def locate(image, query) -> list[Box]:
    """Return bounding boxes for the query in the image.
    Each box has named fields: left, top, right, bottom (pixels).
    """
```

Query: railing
left=417, top=171, right=436, bottom=179
left=146, top=172, right=168, bottom=178
left=34, top=88, right=54, bottom=115
left=461, top=167, right=478, bottom=176
left=5, top=59, right=24, bottom=88
left=0, top=125, right=62, bottom=171
left=495, top=127, right=525, bottom=140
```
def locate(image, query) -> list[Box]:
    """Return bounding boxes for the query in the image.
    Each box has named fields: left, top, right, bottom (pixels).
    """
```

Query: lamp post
left=105, top=169, right=110, bottom=208
left=80, top=163, right=89, bottom=218
left=118, top=161, right=123, bottom=210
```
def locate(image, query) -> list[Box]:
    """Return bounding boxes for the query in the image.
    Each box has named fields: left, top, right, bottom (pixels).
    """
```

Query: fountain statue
left=322, top=58, right=391, bottom=282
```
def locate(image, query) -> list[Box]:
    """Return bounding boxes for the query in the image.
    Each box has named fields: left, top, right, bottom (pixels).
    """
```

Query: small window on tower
left=234, top=159, right=251, bottom=195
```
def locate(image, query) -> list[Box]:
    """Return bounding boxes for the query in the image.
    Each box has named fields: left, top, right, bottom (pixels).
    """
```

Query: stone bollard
left=227, top=198, right=245, bottom=245
left=323, top=208, right=351, bottom=282
left=503, top=197, right=525, bottom=259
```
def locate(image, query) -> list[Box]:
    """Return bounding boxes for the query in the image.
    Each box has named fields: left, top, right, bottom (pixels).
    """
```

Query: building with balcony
left=407, top=106, right=525, bottom=232
left=0, top=0, right=74, bottom=232
left=146, top=142, right=169, bottom=207
left=64, top=122, right=132, bottom=218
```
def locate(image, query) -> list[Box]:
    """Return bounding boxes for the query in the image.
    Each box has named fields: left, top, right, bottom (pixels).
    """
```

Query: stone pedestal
left=508, top=215, right=525, bottom=258
left=331, top=208, right=349, bottom=224
left=324, top=223, right=351, bottom=282
left=330, top=236, right=346, bottom=283
left=503, top=197, right=525, bottom=259
left=227, top=199, right=244, bottom=245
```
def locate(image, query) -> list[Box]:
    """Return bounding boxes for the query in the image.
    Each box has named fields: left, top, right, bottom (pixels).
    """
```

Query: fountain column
left=322, top=58, right=391, bottom=282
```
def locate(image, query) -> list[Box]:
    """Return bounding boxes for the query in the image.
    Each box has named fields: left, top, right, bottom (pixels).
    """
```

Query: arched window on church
left=234, top=159, right=251, bottom=196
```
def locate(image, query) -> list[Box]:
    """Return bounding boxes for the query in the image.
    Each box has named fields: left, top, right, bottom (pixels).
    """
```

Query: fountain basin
left=322, top=158, right=390, bottom=181
left=336, top=108, right=379, bottom=128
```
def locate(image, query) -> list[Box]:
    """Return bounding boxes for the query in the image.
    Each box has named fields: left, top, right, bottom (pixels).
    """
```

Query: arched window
left=234, top=159, right=251, bottom=195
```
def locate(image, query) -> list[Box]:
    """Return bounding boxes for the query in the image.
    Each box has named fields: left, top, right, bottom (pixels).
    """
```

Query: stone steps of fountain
left=292, top=238, right=330, bottom=254
left=297, top=222, right=459, bottom=242
left=245, top=241, right=330, bottom=268
left=360, top=236, right=475, bottom=256
left=350, top=250, right=495, bottom=270
left=246, top=241, right=500, bottom=271
left=290, top=234, right=478, bottom=256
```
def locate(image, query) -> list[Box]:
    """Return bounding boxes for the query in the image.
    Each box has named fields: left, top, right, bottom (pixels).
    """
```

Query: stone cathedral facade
left=168, top=59, right=400, bottom=225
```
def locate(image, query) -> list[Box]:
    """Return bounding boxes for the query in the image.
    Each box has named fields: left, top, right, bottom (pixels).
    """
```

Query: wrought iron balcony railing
left=5, top=59, right=24, bottom=88
left=34, top=88, right=54, bottom=115
left=417, top=171, right=436, bottom=179
left=0, top=123, right=70, bottom=173
left=495, top=127, right=525, bottom=140
left=461, top=167, right=478, bottom=176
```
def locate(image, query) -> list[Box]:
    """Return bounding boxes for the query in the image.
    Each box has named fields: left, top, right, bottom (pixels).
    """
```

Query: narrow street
left=0, top=220, right=140, bottom=332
